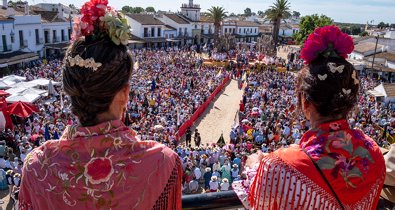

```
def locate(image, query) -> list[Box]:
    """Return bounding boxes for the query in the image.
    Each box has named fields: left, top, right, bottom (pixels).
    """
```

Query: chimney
left=2, top=0, right=7, bottom=8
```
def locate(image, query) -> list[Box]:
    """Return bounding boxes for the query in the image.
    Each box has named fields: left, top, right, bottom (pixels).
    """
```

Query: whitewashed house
left=157, top=13, right=193, bottom=45
left=126, top=14, right=167, bottom=48
left=349, top=42, right=385, bottom=60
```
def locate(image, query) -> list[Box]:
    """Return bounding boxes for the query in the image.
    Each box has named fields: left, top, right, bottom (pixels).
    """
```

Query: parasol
left=4, top=101, right=39, bottom=118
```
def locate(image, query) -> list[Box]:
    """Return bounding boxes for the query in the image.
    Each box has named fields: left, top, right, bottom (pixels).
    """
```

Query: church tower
left=181, top=0, right=201, bottom=21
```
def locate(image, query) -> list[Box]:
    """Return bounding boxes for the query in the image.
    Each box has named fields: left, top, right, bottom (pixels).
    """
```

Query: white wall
left=201, top=22, right=214, bottom=34
left=157, top=15, right=191, bottom=37
left=42, top=22, right=71, bottom=44
left=388, top=61, right=395, bottom=69
left=13, top=15, right=43, bottom=54
left=126, top=17, right=143, bottom=38
left=222, top=26, right=236, bottom=35
left=384, top=31, right=395, bottom=39
left=349, top=52, right=365, bottom=60
left=164, top=30, right=177, bottom=39
left=236, top=26, right=259, bottom=35
left=0, top=20, right=14, bottom=52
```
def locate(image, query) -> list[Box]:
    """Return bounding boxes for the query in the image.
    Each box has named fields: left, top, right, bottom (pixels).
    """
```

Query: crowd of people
left=0, top=46, right=393, bottom=207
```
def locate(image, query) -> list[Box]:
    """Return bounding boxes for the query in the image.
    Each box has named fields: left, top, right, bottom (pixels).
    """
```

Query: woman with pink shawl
left=18, top=1, right=182, bottom=209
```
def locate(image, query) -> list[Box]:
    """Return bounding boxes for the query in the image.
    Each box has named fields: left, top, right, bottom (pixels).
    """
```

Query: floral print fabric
left=233, top=119, right=385, bottom=209
left=18, top=120, right=181, bottom=210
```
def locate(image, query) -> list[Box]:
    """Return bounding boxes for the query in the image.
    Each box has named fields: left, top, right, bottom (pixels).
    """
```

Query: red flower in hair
left=301, top=26, right=354, bottom=64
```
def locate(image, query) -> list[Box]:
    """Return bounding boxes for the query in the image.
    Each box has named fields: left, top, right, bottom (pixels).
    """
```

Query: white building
left=126, top=14, right=168, bottom=48
left=35, top=3, right=76, bottom=19
left=180, top=0, right=200, bottom=22
left=384, top=30, right=395, bottom=39
left=157, top=13, right=194, bottom=45
left=222, top=20, right=260, bottom=43
left=349, top=42, right=385, bottom=60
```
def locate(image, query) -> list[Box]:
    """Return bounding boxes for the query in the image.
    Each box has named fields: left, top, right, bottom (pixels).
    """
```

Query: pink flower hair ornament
left=71, top=0, right=131, bottom=46
left=300, top=26, right=354, bottom=64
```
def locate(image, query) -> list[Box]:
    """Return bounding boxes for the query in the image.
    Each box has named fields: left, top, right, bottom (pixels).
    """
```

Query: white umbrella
left=6, top=93, right=41, bottom=103
left=252, top=107, right=259, bottom=112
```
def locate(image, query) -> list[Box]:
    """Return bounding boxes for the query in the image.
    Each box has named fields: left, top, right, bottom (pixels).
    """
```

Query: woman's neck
left=309, top=113, right=344, bottom=129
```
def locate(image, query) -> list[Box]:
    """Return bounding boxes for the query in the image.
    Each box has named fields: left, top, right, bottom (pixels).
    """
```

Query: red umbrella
left=4, top=101, right=39, bottom=118
left=0, top=90, right=10, bottom=97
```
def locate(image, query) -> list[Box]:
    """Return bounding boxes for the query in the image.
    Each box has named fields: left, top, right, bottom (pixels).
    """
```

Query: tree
left=341, top=26, right=351, bottom=35
left=377, top=22, right=386, bottom=29
left=265, top=0, right=291, bottom=48
left=244, top=8, right=252, bottom=17
left=145, top=6, right=156, bottom=13
left=122, top=6, right=132, bottom=13
left=360, top=31, right=369, bottom=37
left=257, top=10, right=264, bottom=17
left=229, top=12, right=236, bottom=16
left=350, top=25, right=361, bottom=35
left=207, top=6, right=227, bottom=46
left=292, top=11, right=300, bottom=18
left=293, top=14, right=333, bottom=44
left=133, top=7, right=145, bottom=13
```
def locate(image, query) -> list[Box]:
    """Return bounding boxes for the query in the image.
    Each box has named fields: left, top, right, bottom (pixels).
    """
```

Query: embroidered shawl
left=233, top=119, right=385, bottom=209
left=19, top=120, right=182, bottom=210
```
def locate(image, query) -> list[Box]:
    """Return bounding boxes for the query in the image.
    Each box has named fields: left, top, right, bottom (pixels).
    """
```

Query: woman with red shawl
left=18, top=1, right=182, bottom=209
left=233, top=26, right=386, bottom=209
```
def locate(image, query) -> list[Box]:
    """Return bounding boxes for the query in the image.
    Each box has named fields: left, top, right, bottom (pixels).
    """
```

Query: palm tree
left=265, top=0, right=291, bottom=48
left=207, top=6, right=227, bottom=46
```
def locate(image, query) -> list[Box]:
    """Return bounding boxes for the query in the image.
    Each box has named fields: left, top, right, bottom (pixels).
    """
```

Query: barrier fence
left=176, top=76, right=231, bottom=140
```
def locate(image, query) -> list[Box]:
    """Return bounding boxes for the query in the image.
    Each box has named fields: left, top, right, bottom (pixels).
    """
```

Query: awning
left=0, top=51, right=39, bottom=67
left=143, top=38, right=167, bottom=43
left=45, top=42, right=70, bottom=50
left=367, top=90, right=385, bottom=97
left=166, top=39, right=181, bottom=42
left=128, top=40, right=145, bottom=44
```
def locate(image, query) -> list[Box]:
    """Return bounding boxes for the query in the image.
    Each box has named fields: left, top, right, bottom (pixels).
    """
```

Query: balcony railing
left=181, top=3, right=200, bottom=8
left=182, top=191, right=243, bottom=210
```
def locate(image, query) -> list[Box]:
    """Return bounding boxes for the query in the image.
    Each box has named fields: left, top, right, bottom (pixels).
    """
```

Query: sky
left=27, top=0, right=395, bottom=24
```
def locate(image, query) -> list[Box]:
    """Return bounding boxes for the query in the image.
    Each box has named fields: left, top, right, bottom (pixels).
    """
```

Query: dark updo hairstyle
left=296, top=56, right=359, bottom=118
left=63, top=36, right=133, bottom=126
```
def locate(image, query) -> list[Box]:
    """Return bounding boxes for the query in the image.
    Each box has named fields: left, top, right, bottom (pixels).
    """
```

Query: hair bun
left=301, top=26, right=354, bottom=64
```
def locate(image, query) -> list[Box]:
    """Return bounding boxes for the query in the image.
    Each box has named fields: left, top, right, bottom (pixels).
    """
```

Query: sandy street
left=190, top=79, right=244, bottom=146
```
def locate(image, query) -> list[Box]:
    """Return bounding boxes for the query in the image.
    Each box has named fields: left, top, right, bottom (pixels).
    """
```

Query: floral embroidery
left=84, top=157, right=114, bottom=185
left=302, top=119, right=375, bottom=188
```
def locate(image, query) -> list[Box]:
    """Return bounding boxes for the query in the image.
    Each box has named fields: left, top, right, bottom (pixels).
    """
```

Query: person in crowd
left=203, top=167, right=212, bottom=190
left=221, top=159, right=232, bottom=182
left=188, top=178, right=199, bottom=194
left=186, top=127, right=192, bottom=147
left=209, top=176, right=219, bottom=192
left=233, top=26, right=386, bottom=209
left=231, top=164, right=239, bottom=183
left=220, top=178, right=230, bottom=191
left=18, top=1, right=182, bottom=209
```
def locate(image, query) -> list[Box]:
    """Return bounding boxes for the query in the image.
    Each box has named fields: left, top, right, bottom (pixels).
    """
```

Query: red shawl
left=19, top=120, right=182, bottom=210
left=233, top=119, right=385, bottom=209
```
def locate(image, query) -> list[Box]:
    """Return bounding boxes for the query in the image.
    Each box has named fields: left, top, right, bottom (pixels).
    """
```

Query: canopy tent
left=0, top=75, right=26, bottom=89
left=6, top=93, right=41, bottom=103
left=8, top=82, right=37, bottom=89
left=367, top=90, right=385, bottom=97
left=4, top=101, right=39, bottom=118
left=27, top=78, right=61, bottom=87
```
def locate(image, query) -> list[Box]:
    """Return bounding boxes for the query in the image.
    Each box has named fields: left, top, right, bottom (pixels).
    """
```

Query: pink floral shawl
left=19, top=120, right=182, bottom=210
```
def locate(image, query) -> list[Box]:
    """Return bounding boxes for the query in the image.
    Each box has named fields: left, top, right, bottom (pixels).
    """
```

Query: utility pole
left=371, top=35, right=379, bottom=72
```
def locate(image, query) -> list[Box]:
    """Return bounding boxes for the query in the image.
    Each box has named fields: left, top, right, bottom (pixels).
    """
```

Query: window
left=151, top=27, right=155, bottom=37
left=244, top=28, right=246, bottom=33
left=53, top=30, right=56, bottom=42
left=2, top=35, right=7, bottom=51
left=195, top=25, right=197, bottom=29
left=68, top=28, right=71, bottom=40
left=35, top=29, right=39, bottom=44
left=61, top=29, right=65, bottom=41
left=225, top=28, right=228, bottom=33
left=19, top=30, right=24, bottom=47
left=239, top=28, right=241, bottom=34
left=255, top=28, right=257, bottom=33
left=158, top=27, right=161, bottom=37
left=144, top=28, right=148, bottom=37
